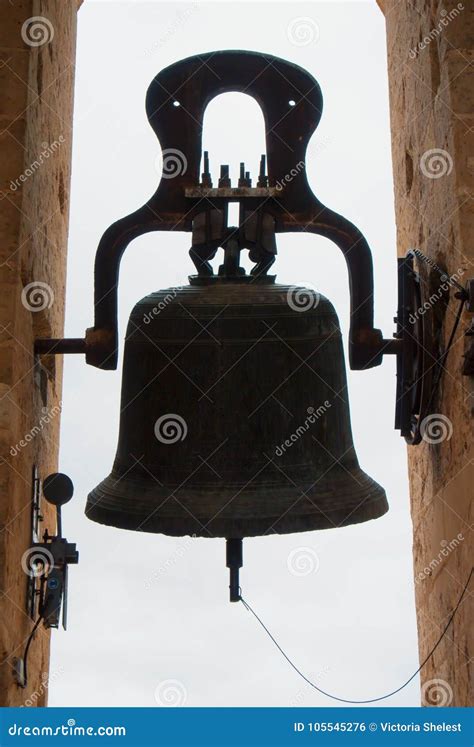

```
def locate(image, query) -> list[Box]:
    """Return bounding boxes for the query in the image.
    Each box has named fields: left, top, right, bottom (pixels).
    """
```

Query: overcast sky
left=48, top=0, right=419, bottom=707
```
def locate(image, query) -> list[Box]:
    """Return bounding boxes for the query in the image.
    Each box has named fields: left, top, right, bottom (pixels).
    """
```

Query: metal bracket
left=25, top=472, right=78, bottom=629
left=394, top=252, right=434, bottom=444
left=394, top=249, right=472, bottom=443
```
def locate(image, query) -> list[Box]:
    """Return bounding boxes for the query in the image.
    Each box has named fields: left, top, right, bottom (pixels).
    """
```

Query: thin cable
left=425, top=297, right=465, bottom=415
left=22, top=616, right=43, bottom=688
left=240, top=567, right=473, bottom=704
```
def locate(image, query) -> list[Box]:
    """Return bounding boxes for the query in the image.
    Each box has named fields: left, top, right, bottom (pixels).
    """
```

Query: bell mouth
left=86, top=465, right=388, bottom=538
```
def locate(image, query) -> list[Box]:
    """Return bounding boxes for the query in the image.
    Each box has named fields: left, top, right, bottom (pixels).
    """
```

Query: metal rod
left=219, top=164, right=231, bottom=188
left=381, top=338, right=403, bottom=355
left=226, top=538, right=243, bottom=602
left=34, top=338, right=86, bottom=356
left=201, top=151, right=212, bottom=187
left=257, top=154, right=268, bottom=188
left=56, top=506, right=62, bottom=539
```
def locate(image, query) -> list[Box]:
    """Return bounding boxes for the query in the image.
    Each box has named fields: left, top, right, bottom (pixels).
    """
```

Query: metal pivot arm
left=34, top=50, right=390, bottom=371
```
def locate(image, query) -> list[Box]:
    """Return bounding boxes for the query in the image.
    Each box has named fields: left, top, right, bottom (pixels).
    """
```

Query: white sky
left=49, top=0, right=419, bottom=707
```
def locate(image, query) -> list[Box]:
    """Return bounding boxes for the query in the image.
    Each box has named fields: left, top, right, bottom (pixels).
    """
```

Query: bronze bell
left=86, top=276, right=387, bottom=538
left=71, top=50, right=394, bottom=600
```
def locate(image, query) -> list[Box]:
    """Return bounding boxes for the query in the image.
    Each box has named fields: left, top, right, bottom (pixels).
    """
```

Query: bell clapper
left=226, top=538, right=243, bottom=603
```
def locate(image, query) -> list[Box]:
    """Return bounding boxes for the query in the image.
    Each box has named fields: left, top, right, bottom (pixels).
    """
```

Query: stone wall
left=378, top=0, right=473, bottom=706
left=0, top=0, right=79, bottom=706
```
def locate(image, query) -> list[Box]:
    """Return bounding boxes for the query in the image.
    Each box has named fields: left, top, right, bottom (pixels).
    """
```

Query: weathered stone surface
left=0, top=0, right=79, bottom=707
left=379, top=0, right=473, bottom=707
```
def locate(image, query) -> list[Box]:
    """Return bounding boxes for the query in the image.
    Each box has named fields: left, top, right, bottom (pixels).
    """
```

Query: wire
left=240, top=566, right=473, bottom=704
left=22, top=616, right=43, bottom=688
left=425, top=297, right=465, bottom=416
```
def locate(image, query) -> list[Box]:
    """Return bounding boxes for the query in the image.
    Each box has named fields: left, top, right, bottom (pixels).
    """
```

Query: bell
left=86, top=278, right=388, bottom=539
left=30, top=51, right=392, bottom=602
